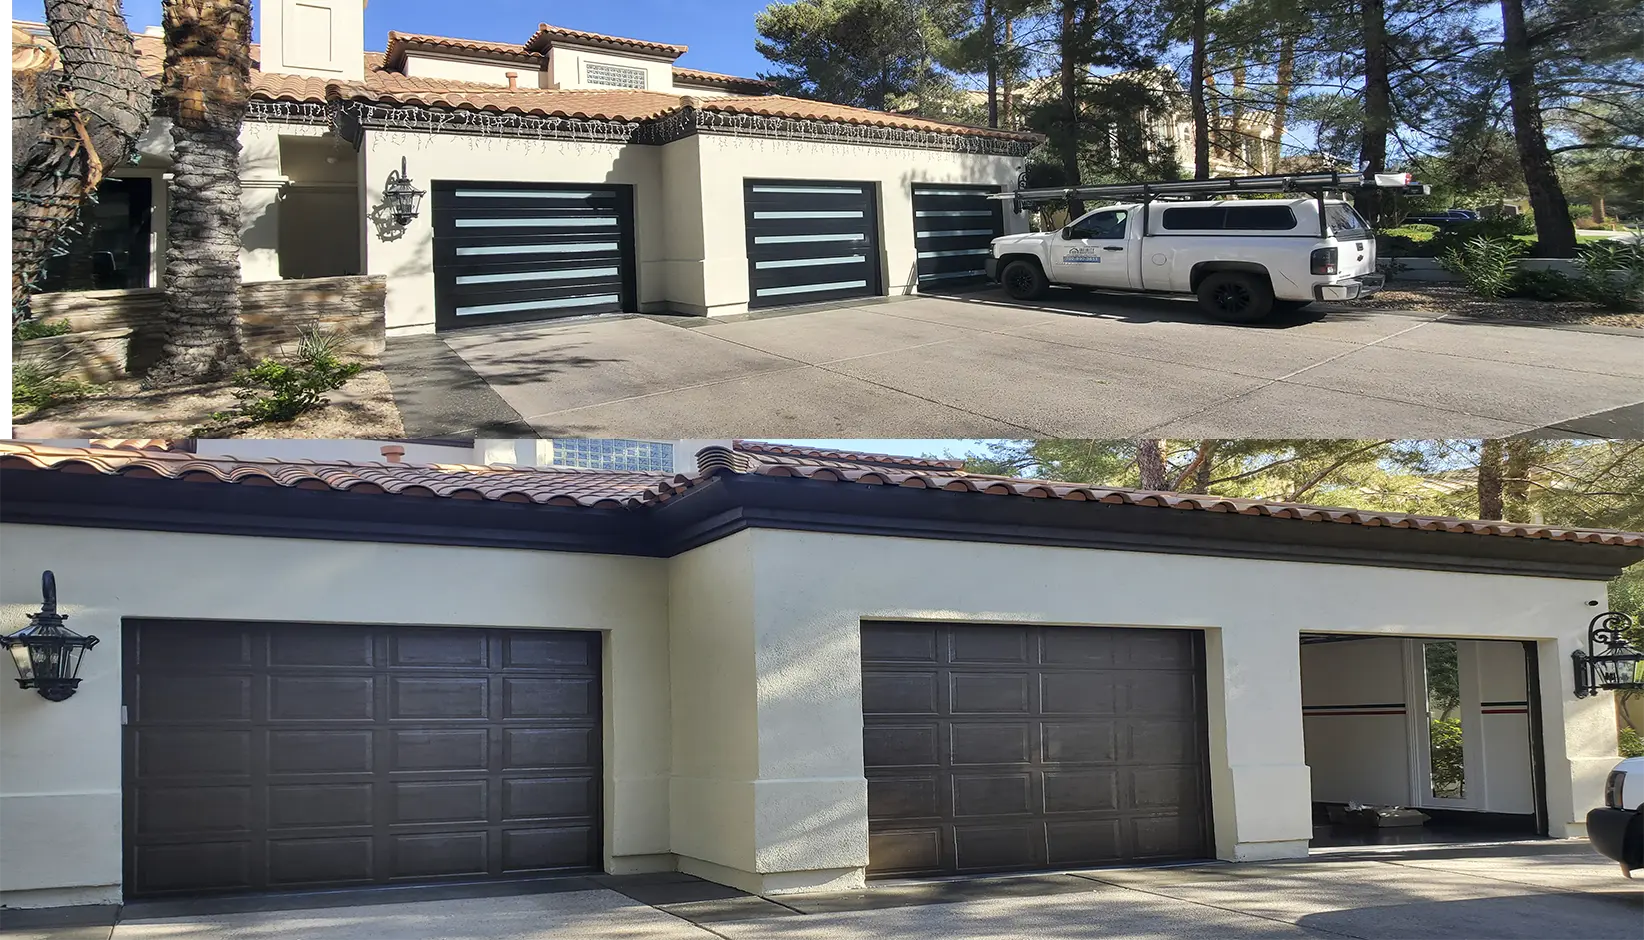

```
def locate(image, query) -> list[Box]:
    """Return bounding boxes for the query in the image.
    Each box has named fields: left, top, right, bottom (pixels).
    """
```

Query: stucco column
left=239, top=178, right=285, bottom=282
left=1537, top=635, right=1622, bottom=838
left=1204, top=626, right=1314, bottom=861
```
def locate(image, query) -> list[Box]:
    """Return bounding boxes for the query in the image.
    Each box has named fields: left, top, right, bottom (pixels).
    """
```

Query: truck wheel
left=1197, top=272, right=1274, bottom=323
left=1001, top=259, right=1049, bottom=301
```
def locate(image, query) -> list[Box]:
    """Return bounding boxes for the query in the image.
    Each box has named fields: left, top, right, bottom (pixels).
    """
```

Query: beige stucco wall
left=402, top=52, right=524, bottom=86
left=258, top=0, right=365, bottom=81
left=715, top=527, right=1616, bottom=889
left=0, top=523, right=671, bottom=908
left=547, top=47, right=677, bottom=93
left=691, top=135, right=1030, bottom=316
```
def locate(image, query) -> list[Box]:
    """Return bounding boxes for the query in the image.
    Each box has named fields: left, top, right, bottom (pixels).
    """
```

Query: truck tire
left=1197, top=272, right=1274, bottom=323
left=1001, top=259, right=1049, bottom=301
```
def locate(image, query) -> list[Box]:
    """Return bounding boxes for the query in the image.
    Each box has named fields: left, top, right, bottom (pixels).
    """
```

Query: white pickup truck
left=1589, top=755, right=1643, bottom=876
left=984, top=172, right=1423, bottom=323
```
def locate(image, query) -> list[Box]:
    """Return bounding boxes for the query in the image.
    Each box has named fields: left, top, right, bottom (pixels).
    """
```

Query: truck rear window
left=1161, top=205, right=1297, bottom=231
left=1325, top=203, right=1371, bottom=236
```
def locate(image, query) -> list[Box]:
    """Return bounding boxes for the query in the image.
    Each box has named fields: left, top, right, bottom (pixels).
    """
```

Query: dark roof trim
left=650, top=474, right=1639, bottom=581
left=4, top=469, right=1638, bottom=581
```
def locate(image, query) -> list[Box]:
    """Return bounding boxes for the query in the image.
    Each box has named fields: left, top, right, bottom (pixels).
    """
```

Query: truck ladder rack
left=992, top=171, right=1430, bottom=209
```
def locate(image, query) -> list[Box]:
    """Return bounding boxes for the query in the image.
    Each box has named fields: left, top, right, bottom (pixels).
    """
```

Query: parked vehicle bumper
left=1313, top=274, right=1386, bottom=302
left=1587, top=807, right=1642, bottom=870
left=984, top=257, right=999, bottom=282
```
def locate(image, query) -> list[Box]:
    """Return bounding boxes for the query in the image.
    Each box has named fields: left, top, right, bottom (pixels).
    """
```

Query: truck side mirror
left=1061, top=226, right=1075, bottom=240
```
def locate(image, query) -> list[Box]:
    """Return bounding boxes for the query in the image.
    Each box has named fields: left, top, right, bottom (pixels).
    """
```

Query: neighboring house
left=13, top=2, right=1040, bottom=334
left=963, top=69, right=1281, bottom=177
left=2, top=439, right=1640, bottom=907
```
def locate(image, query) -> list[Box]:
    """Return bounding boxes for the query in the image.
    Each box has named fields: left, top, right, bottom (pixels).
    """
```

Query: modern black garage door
left=744, top=179, right=881, bottom=308
left=911, top=184, right=1003, bottom=289
left=861, top=623, right=1211, bottom=877
left=432, top=181, right=635, bottom=331
left=122, top=620, right=601, bottom=897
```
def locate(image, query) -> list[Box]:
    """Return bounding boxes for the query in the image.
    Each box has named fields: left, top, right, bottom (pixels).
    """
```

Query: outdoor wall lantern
left=384, top=156, right=425, bottom=227
left=1, top=571, right=99, bottom=702
left=1573, top=611, right=1644, bottom=698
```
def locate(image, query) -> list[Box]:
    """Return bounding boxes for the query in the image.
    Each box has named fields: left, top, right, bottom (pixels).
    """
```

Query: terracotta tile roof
left=525, top=22, right=686, bottom=59
left=672, top=66, right=770, bottom=92
left=384, top=31, right=535, bottom=69
left=328, top=85, right=686, bottom=120
left=695, top=95, right=1041, bottom=141
left=6, top=442, right=1639, bottom=548
left=0, top=443, right=691, bottom=509
left=726, top=462, right=1644, bottom=547
left=733, top=440, right=965, bottom=471
left=112, top=30, right=1040, bottom=143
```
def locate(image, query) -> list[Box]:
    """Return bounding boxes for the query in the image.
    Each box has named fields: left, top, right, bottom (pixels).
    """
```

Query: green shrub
left=13, top=359, right=101, bottom=415
left=1576, top=238, right=1644, bottom=311
left=1440, top=236, right=1525, bottom=298
left=1507, top=268, right=1581, bottom=301
left=13, top=318, right=72, bottom=341
left=1400, top=223, right=1441, bottom=235
left=1429, top=717, right=1465, bottom=798
left=1378, top=226, right=1440, bottom=257
left=1622, top=727, right=1644, bottom=759
left=201, top=327, right=363, bottom=431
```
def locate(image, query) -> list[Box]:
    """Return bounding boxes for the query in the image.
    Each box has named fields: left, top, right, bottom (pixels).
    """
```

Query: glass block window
left=550, top=439, right=674, bottom=472
left=585, top=62, right=648, bottom=89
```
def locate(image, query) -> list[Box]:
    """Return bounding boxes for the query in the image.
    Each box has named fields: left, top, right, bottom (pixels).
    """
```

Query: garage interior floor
left=1308, top=804, right=1542, bottom=849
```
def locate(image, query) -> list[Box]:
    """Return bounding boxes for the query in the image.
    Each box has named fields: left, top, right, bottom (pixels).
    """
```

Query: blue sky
left=14, top=0, right=782, bottom=79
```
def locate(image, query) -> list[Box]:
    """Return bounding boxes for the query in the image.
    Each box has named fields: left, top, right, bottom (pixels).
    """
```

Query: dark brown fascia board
left=3, top=468, right=1640, bottom=581
left=0, top=469, right=659, bottom=557
left=651, top=473, right=1644, bottom=581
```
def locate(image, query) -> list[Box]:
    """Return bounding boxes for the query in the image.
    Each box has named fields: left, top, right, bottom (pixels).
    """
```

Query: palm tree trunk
left=1499, top=0, right=1577, bottom=257
left=1002, top=16, right=1014, bottom=127
left=1138, top=440, right=1168, bottom=489
left=985, top=0, right=998, bottom=128
left=12, top=0, right=152, bottom=321
left=148, top=0, right=252, bottom=386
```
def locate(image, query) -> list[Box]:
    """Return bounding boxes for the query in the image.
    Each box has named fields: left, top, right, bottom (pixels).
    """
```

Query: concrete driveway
left=384, top=290, right=1644, bottom=439
left=12, top=841, right=1636, bottom=940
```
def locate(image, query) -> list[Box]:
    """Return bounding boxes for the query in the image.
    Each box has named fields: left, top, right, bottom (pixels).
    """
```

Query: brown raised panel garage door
left=122, top=621, right=601, bottom=897
left=861, top=623, right=1211, bottom=876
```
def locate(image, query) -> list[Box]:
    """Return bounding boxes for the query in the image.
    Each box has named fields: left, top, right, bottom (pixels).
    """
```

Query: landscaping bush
left=13, top=358, right=102, bottom=415
left=1622, top=726, right=1644, bottom=759
left=1377, top=225, right=1440, bottom=257
left=200, top=327, right=363, bottom=431
left=1440, top=235, right=1524, bottom=298
left=12, top=317, right=71, bottom=341
left=1576, top=238, right=1644, bottom=311
left=1507, top=268, right=1581, bottom=301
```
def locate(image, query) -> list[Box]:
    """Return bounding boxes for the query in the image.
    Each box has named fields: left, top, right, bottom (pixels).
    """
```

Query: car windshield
left=1326, top=203, right=1371, bottom=236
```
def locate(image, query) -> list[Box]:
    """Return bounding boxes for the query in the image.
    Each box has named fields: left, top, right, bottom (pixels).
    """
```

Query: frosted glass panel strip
left=754, top=280, right=869, bottom=297
left=753, top=210, right=863, bottom=219
left=915, top=210, right=993, bottom=217
left=455, top=217, right=616, bottom=228
left=455, top=294, right=619, bottom=316
left=750, top=185, right=863, bottom=194
left=455, top=242, right=619, bottom=256
left=754, top=233, right=863, bottom=244
left=919, top=269, right=987, bottom=280
left=453, top=190, right=612, bottom=199
left=917, top=228, right=994, bottom=238
left=755, top=256, right=866, bottom=269
left=455, top=267, right=619, bottom=285
left=917, top=248, right=990, bottom=258
left=917, top=189, right=989, bottom=196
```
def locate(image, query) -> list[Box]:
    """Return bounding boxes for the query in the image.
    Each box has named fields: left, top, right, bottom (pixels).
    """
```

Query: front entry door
left=1048, top=208, right=1133, bottom=289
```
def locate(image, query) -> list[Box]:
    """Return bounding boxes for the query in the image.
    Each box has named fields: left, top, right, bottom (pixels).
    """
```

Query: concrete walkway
left=8, top=841, right=1637, bottom=940
left=386, top=291, right=1644, bottom=439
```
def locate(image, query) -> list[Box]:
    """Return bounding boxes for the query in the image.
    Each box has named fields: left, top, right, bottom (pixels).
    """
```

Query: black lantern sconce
left=2, top=571, right=99, bottom=702
left=384, top=156, right=425, bottom=227
left=1573, top=611, right=1644, bottom=698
